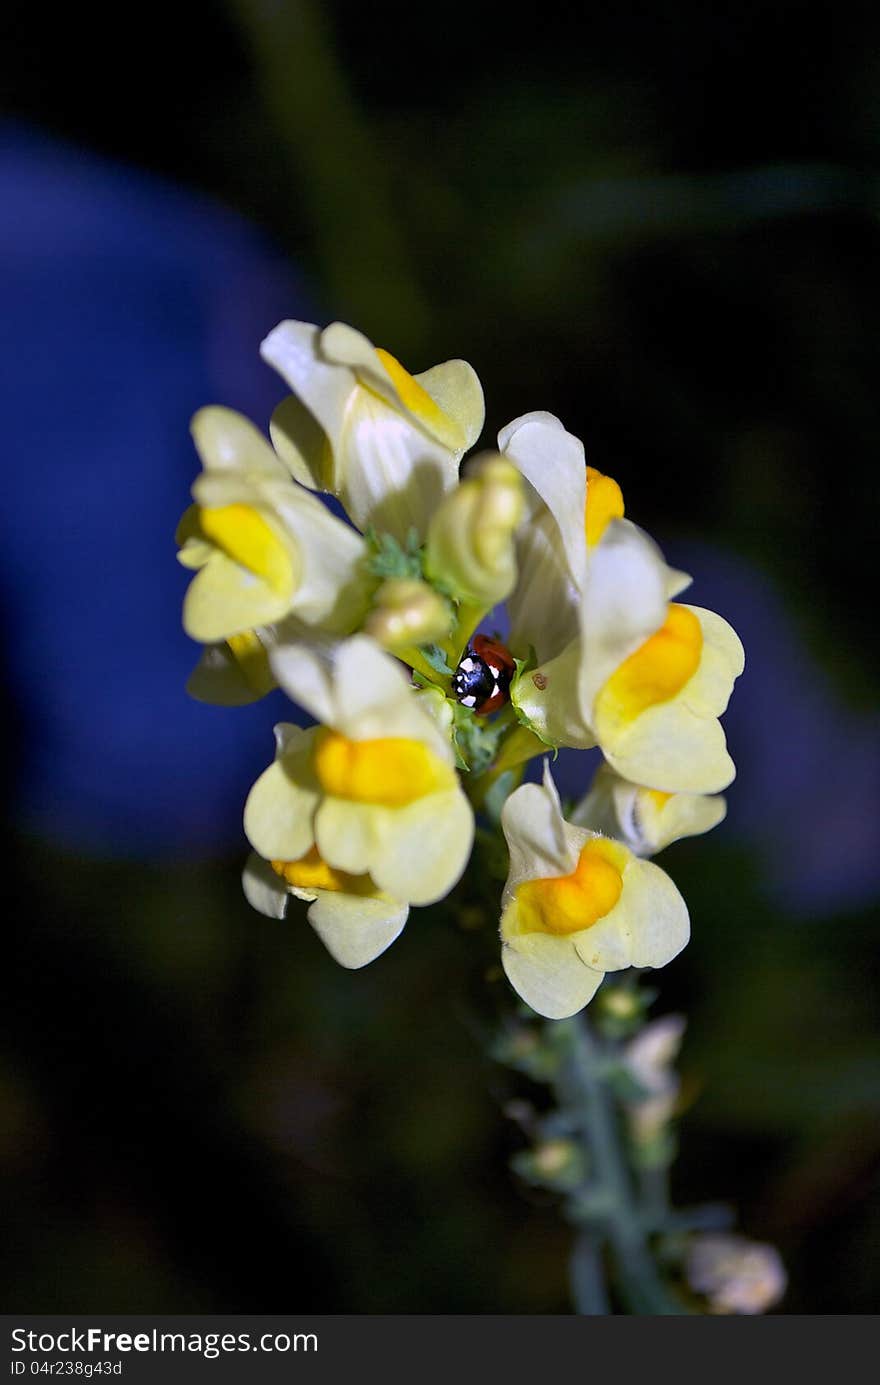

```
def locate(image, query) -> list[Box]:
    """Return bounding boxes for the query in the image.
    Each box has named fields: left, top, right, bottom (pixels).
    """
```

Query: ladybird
left=452, top=634, right=516, bottom=715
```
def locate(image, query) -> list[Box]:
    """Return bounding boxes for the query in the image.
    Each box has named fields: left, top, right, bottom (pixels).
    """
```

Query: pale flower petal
left=242, top=852, right=289, bottom=919
left=306, top=892, right=409, bottom=969
left=500, top=411, right=589, bottom=594
left=572, top=762, right=727, bottom=854
left=414, top=359, right=485, bottom=448
left=186, top=636, right=275, bottom=706
left=261, top=318, right=481, bottom=539
left=511, top=637, right=597, bottom=750
left=579, top=519, right=671, bottom=707
left=269, top=393, right=331, bottom=492
left=243, top=727, right=321, bottom=861
left=191, top=405, right=287, bottom=481
left=500, top=768, right=581, bottom=892
left=595, top=606, right=744, bottom=793
left=501, top=929, right=605, bottom=1020
left=369, top=788, right=474, bottom=906
left=572, top=856, right=690, bottom=973
left=182, top=551, right=292, bottom=643
left=313, top=795, right=385, bottom=877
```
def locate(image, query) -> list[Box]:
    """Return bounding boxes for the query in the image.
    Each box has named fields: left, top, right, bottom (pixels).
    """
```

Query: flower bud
left=685, top=1234, right=787, bottom=1315
left=424, top=453, right=524, bottom=607
left=511, top=1138, right=584, bottom=1191
left=363, top=578, right=452, bottom=653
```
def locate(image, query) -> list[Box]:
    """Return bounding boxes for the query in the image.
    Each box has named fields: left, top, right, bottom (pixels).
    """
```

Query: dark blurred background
left=1, top=0, right=878, bottom=1313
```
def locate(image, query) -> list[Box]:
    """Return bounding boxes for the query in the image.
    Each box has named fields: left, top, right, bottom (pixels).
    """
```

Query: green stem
left=638, top=1162, right=671, bottom=1233
left=569, top=1229, right=610, bottom=1315
left=555, top=1015, right=685, bottom=1315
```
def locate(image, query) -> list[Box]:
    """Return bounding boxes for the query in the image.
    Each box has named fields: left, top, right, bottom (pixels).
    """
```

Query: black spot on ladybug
left=453, top=635, right=515, bottom=715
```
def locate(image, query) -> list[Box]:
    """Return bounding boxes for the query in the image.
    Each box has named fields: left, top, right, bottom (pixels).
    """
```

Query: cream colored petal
left=243, top=729, right=321, bottom=861
left=313, top=796, right=384, bottom=876
left=579, top=519, right=670, bottom=707
left=191, top=405, right=287, bottom=481
left=337, top=391, right=458, bottom=539
left=679, top=606, right=745, bottom=715
left=507, top=506, right=581, bottom=661
left=319, top=320, right=390, bottom=390
left=176, top=505, right=212, bottom=567
left=307, top=891, right=408, bottom=969
left=260, top=319, right=357, bottom=463
left=321, top=323, right=475, bottom=453
left=265, top=323, right=464, bottom=539
left=269, top=641, right=338, bottom=725
left=501, top=773, right=579, bottom=895
left=573, top=856, right=689, bottom=973
left=666, top=566, right=693, bottom=599
left=414, top=359, right=485, bottom=448
left=511, top=637, right=596, bottom=750
left=600, top=705, right=736, bottom=795
left=190, top=470, right=259, bottom=510
left=625, top=1015, right=686, bottom=1090
left=182, top=553, right=292, bottom=643
left=186, top=639, right=275, bottom=705
left=269, top=393, right=332, bottom=492
left=500, top=923, right=605, bottom=1020
left=369, top=787, right=474, bottom=906
left=595, top=606, right=744, bottom=794
left=273, top=720, right=305, bottom=756
left=242, top=852, right=289, bottom=919
left=638, top=789, right=727, bottom=853
left=264, top=479, right=370, bottom=633
left=570, top=762, right=626, bottom=837
left=331, top=635, right=451, bottom=753
left=499, top=411, right=588, bottom=591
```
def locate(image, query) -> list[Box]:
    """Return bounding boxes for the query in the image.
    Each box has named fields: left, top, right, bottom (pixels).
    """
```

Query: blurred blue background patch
left=0, top=122, right=306, bottom=858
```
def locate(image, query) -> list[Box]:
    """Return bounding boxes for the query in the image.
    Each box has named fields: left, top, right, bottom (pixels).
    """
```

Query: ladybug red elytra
left=452, top=634, right=516, bottom=715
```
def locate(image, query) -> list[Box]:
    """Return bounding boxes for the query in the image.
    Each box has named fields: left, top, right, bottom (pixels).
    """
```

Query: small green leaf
left=420, top=643, right=454, bottom=677
left=451, top=701, right=507, bottom=775
left=365, top=527, right=424, bottom=580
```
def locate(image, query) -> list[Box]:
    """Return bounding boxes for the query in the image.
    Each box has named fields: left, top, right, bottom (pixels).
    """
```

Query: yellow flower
left=243, top=636, right=474, bottom=913
left=242, top=849, right=408, bottom=970
left=176, top=406, right=369, bottom=648
left=572, top=762, right=727, bottom=855
left=499, top=411, right=743, bottom=792
left=262, top=320, right=485, bottom=540
left=583, top=600, right=744, bottom=794
left=499, top=765, right=689, bottom=1019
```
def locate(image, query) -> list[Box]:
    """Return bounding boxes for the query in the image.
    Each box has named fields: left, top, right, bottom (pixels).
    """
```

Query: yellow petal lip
left=271, top=845, right=378, bottom=897
left=372, top=347, right=467, bottom=452
left=312, top=728, right=456, bottom=808
left=199, top=503, right=296, bottom=597
left=596, top=603, right=703, bottom=729
left=593, top=605, right=744, bottom=794
left=585, top=466, right=625, bottom=547
left=513, top=839, right=626, bottom=937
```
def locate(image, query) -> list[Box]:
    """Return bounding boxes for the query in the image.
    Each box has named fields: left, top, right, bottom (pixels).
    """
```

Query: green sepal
left=364, top=526, right=423, bottom=580
left=451, top=701, right=508, bottom=775
left=420, top=643, right=454, bottom=677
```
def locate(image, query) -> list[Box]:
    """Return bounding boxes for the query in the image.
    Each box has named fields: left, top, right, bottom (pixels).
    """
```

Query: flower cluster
left=177, top=320, right=744, bottom=1017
